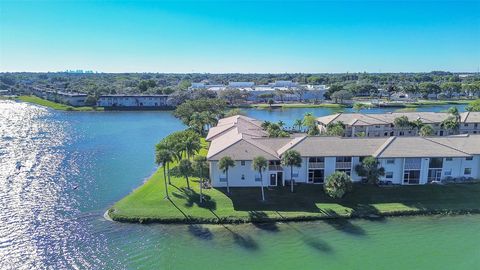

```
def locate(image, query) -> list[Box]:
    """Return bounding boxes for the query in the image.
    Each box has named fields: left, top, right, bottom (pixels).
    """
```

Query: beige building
left=317, top=112, right=480, bottom=137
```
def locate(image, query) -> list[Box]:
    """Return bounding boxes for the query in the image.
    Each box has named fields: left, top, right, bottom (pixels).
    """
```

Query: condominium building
left=317, top=112, right=480, bottom=137
left=206, top=115, right=480, bottom=188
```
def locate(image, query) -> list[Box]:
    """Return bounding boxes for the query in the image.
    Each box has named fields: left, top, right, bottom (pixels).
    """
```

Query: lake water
left=0, top=100, right=477, bottom=270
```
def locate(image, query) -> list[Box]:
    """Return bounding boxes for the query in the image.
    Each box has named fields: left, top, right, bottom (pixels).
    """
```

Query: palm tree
left=178, top=159, right=193, bottom=189
left=447, top=106, right=461, bottom=122
left=193, top=155, right=208, bottom=203
left=261, top=121, right=271, bottom=130
left=393, top=116, right=410, bottom=135
left=294, top=119, right=303, bottom=132
left=182, top=130, right=201, bottom=159
left=419, top=124, right=435, bottom=136
left=252, top=156, right=268, bottom=201
left=277, top=120, right=285, bottom=128
left=218, top=156, right=235, bottom=194
left=156, top=139, right=177, bottom=184
left=281, top=150, right=302, bottom=193
left=441, top=117, right=459, bottom=135
left=155, top=148, right=172, bottom=199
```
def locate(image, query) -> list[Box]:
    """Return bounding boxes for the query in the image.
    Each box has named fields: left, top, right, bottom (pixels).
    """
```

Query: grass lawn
left=17, top=95, right=103, bottom=111
left=109, top=140, right=480, bottom=224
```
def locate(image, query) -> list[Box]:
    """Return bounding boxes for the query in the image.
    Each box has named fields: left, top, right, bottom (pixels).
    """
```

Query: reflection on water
left=0, top=100, right=477, bottom=269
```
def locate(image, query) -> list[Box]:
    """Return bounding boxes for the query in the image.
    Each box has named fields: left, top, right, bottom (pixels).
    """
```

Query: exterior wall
left=97, top=96, right=169, bottom=107
left=210, top=160, right=270, bottom=187
left=460, top=123, right=480, bottom=134
left=379, top=158, right=404, bottom=184
left=323, top=157, right=336, bottom=177
left=209, top=155, right=480, bottom=188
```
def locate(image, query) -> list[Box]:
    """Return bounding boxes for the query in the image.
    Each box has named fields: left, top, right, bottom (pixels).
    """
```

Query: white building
left=228, top=82, right=255, bottom=88
left=97, top=95, right=170, bottom=108
left=207, top=115, right=480, bottom=188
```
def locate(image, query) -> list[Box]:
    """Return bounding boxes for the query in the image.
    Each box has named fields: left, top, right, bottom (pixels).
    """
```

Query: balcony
left=269, top=165, right=283, bottom=171
left=335, top=162, right=352, bottom=169
left=308, top=162, right=325, bottom=169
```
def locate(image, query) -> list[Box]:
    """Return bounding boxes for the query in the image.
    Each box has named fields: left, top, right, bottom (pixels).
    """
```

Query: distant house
left=206, top=115, right=480, bottom=187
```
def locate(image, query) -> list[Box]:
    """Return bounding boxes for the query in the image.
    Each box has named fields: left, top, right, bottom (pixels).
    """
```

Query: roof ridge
left=277, top=136, right=307, bottom=156
left=422, top=136, right=472, bottom=156
left=372, top=137, right=396, bottom=158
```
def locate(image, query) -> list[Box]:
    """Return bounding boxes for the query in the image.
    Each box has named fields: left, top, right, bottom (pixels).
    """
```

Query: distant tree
left=252, top=156, right=268, bottom=201
left=324, top=172, right=353, bottom=199
left=178, top=159, right=193, bottom=189
left=219, top=88, right=244, bottom=105
left=193, top=155, right=208, bottom=203
left=84, top=95, right=98, bottom=106
left=419, top=124, right=435, bottom=136
left=218, top=156, right=235, bottom=194
left=281, top=150, right=302, bottom=192
left=355, top=156, right=385, bottom=184
left=155, top=148, right=173, bottom=199
left=268, top=98, right=274, bottom=107
left=441, top=82, right=461, bottom=98
left=331, top=90, right=352, bottom=103
left=419, top=82, right=441, bottom=98
left=177, top=79, right=191, bottom=91
left=326, top=83, right=343, bottom=99
left=174, top=99, right=226, bottom=135
left=138, top=80, right=150, bottom=92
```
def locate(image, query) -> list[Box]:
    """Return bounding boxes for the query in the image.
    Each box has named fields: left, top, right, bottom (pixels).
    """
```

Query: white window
left=385, top=172, right=393, bottom=179
left=241, top=160, right=246, bottom=166
left=464, top=168, right=472, bottom=175
left=445, top=158, right=452, bottom=161
left=444, top=170, right=452, bottom=176
left=241, top=174, right=245, bottom=180
left=466, top=157, right=473, bottom=161
left=386, top=159, right=395, bottom=164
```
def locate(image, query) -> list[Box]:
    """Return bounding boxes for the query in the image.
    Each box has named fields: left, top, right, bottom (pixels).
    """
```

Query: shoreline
left=107, top=207, right=480, bottom=225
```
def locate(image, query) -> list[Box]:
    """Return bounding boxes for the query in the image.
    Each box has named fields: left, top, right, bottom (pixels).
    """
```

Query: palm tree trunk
left=260, top=169, right=265, bottom=201
left=290, top=166, right=294, bottom=193
left=163, top=166, right=169, bottom=199
left=167, top=163, right=171, bottom=184
left=186, top=175, right=190, bottom=189
left=199, top=168, right=203, bottom=203
left=226, top=169, right=230, bottom=194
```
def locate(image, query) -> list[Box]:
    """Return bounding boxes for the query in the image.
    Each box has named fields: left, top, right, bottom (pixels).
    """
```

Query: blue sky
left=1, top=0, right=479, bottom=73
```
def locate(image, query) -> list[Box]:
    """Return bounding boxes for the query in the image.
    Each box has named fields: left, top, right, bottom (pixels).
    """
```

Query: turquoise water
left=0, top=100, right=476, bottom=269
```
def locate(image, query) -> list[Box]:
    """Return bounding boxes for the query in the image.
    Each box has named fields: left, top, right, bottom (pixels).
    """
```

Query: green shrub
left=324, top=171, right=353, bottom=198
